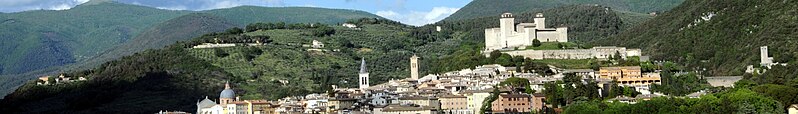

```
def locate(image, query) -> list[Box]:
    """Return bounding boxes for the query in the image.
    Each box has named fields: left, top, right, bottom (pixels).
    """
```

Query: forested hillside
left=598, top=0, right=798, bottom=75
left=443, top=0, right=683, bottom=21
left=0, top=1, right=380, bottom=98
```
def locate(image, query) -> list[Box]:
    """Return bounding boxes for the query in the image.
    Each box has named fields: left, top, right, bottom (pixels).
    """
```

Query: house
left=438, top=94, right=471, bottom=114
left=491, top=94, right=531, bottom=113
left=373, top=104, right=438, bottom=114
left=789, top=104, right=798, bottom=114
left=399, top=96, right=440, bottom=109
left=531, top=93, right=546, bottom=111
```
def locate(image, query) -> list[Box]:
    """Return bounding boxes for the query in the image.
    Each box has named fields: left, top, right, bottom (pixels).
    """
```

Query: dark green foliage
left=444, top=0, right=684, bottom=21
left=748, top=63, right=798, bottom=87
left=0, top=45, right=230, bottom=113
left=752, top=84, right=798, bottom=109
left=533, top=39, right=542, bottom=47
left=564, top=88, right=783, bottom=114
left=599, top=0, right=798, bottom=75
left=650, top=72, right=710, bottom=96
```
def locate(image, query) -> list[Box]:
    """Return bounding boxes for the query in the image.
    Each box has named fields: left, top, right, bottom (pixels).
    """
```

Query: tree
left=613, top=51, right=622, bottom=61
left=544, top=81, right=564, bottom=107
left=533, top=39, right=542, bottom=47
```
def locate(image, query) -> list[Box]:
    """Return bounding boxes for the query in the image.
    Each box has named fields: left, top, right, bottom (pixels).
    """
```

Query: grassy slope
left=0, top=1, right=381, bottom=98
left=443, top=0, right=683, bottom=21
left=599, top=0, right=798, bottom=75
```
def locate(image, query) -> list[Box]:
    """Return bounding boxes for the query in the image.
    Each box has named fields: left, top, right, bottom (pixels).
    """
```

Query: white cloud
left=156, top=5, right=188, bottom=10
left=208, top=1, right=242, bottom=9
left=376, top=6, right=459, bottom=26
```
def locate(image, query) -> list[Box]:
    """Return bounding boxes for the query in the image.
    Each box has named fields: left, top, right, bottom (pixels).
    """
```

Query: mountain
left=0, top=1, right=380, bottom=97
left=443, top=0, right=684, bottom=21
left=598, top=0, right=798, bottom=75
left=0, top=19, right=423, bottom=113
left=0, top=1, right=379, bottom=75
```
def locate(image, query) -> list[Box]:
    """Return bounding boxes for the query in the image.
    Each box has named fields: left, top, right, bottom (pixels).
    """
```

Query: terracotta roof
left=438, top=94, right=467, bottom=98
left=380, top=104, right=437, bottom=112
left=399, top=96, right=437, bottom=100
left=499, top=94, right=530, bottom=98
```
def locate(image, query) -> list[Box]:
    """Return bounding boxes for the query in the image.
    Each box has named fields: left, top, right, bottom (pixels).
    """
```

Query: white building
left=342, top=23, right=357, bottom=28
left=311, top=40, right=324, bottom=48
left=485, top=13, right=568, bottom=51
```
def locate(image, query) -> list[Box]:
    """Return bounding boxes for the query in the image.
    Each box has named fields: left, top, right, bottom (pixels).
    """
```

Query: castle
left=484, top=13, right=568, bottom=51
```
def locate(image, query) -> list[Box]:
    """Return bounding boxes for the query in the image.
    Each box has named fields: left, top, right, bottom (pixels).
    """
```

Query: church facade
left=485, top=13, right=568, bottom=51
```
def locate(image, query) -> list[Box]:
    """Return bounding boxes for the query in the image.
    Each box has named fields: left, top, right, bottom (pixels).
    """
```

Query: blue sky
left=0, top=0, right=472, bottom=26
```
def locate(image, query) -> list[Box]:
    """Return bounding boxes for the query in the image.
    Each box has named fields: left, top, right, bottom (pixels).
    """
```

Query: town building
left=599, top=66, right=661, bottom=86
left=491, top=94, right=532, bottom=113
left=531, top=93, right=546, bottom=111
left=789, top=104, right=798, bottom=114
left=399, top=96, right=441, bottom=109
left=485, top=13, right=568, bottom=51
left=438, top=94, right=471, bottom=114
left=463, top=90, right=493, bottom=114
left=373, top=104, right=439, bottom=114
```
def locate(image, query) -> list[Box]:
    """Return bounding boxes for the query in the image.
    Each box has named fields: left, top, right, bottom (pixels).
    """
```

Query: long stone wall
left=494, top=46, right=640, bottom=60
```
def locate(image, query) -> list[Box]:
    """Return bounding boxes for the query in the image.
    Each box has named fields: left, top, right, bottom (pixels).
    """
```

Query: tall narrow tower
left=499, top=13, right=515, bottom=48
left=534, top=13, right=546, bottom=29
left=760, top=46, right=772, bottom=64
left=359, top=58, right=370, bottom=89
left=410, top=55, right=420, bottom=80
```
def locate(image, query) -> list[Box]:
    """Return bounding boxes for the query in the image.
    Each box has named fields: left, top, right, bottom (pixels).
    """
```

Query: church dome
left=220, top=81, right=235, bottom=99
left=220, top=89, right=235, bottom=99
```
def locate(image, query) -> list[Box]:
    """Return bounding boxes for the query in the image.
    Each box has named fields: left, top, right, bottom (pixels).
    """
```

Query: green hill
left=443, top=0, right=683, bottom=21
left=597, top=0, right=798, bottom=75
left=0, top=1, right=380, bottom=97
left=0, top=19, right=429, bottom=113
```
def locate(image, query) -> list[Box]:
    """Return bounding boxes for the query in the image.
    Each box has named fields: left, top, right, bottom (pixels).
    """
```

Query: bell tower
left=410, top=55, right=420, bottom=80
left=359, top=58, right=370, bottom=89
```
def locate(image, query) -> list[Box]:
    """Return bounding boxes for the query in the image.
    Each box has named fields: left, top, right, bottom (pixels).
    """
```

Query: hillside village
left=180, top=13, right=792, bottom=114
left=4, top=0, right=798, bottom=114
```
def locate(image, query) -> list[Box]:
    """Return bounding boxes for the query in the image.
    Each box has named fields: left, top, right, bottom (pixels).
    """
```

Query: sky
left=0, top=0, right=472, bottom=26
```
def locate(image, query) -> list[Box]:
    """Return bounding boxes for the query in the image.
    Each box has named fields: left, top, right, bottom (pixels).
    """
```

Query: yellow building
left=599, top=66, right=660, bottom=86
left=462, top=90, right=492, bottom=114
left=439, top=94, right=471, bottom=114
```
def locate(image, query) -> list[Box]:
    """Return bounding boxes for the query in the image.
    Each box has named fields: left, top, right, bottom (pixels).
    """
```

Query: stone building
left=599, top=66, right=660, bottom=86
left=411, top=55, right=420, bottom=80
left=438, top=94, right=471, bottom=114
left=462, top=90, right=492, bottom=113
left=491, top=94, right=532, bottom=113
left=499, top=46, right=641, bottom=60
left=399, top=96, right=440, bottom=109
left=485, top=13, right=568, bottom=51
left=531, top=93, right=546, bottom=112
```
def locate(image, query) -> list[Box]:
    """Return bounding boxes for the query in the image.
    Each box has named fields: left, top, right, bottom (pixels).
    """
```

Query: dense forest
left=443, top=0, right=684, bottom=21
left=599, top=0, right=798, bottom=75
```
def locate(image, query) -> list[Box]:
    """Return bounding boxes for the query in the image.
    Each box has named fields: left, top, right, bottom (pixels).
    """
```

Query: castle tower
left=534, top=13, right=546, bottom=29
left=219, top=81, right=235, bottom=105
left=761, top=46, right=772, bottom=64
left=359, top=58, right=370, bottom=89
left=500, top=13, right=515, bottom=47
left=410, top=55, right=420, bottom=80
